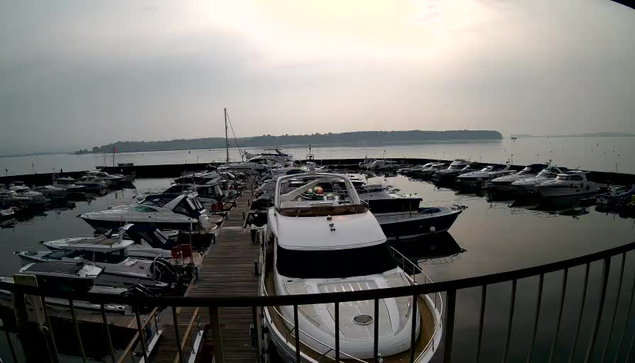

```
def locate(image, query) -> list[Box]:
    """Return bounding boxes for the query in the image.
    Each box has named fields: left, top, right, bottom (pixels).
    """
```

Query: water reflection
left=391, top=232, right=466, bottom=265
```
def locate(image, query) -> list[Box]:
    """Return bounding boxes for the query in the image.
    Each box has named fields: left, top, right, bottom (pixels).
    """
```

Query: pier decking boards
left=153, top=190, right=261, bottom=363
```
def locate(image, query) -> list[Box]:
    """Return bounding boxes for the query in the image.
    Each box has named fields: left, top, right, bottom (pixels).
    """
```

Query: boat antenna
left=224, top=108, right=230, bottom=163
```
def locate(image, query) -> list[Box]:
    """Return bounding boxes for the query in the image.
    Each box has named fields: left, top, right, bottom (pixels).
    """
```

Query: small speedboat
left=537, top=171, right=601, bottom=198
left=597, top=185, right=635, bottom=211
left=374, top=206, right=462, bottom=240
left=0, top=205, right=15, bottom=220
left=19, top=261, right=103, bottom=293
left=489, top=164, right=548, bottom=192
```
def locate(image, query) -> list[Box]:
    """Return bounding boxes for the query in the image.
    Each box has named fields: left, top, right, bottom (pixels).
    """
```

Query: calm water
left=0, top=175, right=634, bottom=362
left=2, top=137, right=635, bottom=176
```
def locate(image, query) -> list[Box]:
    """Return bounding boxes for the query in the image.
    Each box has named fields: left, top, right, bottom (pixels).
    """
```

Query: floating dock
left=152, top=187, right=261, bottom=363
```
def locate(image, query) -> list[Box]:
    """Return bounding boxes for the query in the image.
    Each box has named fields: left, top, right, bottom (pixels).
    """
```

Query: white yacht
left=456, top=165, right=516, bottom=188
left=489, top=164, right=548, bottom=192
left=510, top=166, right=568, bottom=194
left=536, top=171, right=601, bottom=198
left=263, top=173, right=442, bottom=363
left=80, top=193, right=218, bottom=233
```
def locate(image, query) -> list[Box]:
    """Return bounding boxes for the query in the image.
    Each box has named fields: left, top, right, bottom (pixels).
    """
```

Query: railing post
left=476, top=285, right=487, bottom=363
left=134, top=306, right=149, bottom=362
left=549, top=268, right=569, bottom=363
left=614, top=260, right=635, bottom=363
left=374, top=298, right=380, bottom=362
left=294, top=304, right=301, bottom=363
left=69, top=298, right=87, bottom=363
left=209, top=306, right=225, bottom=363
left=335, top=302, right=340, bottom=363
left=443, top=289, right=457, bottom=363
left=502, top=279, right=518, bottom=363
left=527, top=274, right=544, bottom=363
left=12, top=275, right=58, bottom=363
left=568, top=263, right=591, bottom=363
left=100, top=304, right=116, bottom=363
left=584, top=257, right=611, bottom=362
left=602, top=253, right=626, bottom=362
left=410, top=294, right=418, bottom=363
left=172, top=306, right=184, bottom=363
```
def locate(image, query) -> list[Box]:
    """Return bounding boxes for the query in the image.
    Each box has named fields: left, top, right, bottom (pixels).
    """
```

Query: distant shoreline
left=73, top=129, right=503, bottom=155
left=512, top=133, right=635, bottom=139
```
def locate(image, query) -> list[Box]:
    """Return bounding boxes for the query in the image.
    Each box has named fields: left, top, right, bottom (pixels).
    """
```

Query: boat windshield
left=537, top=169, right=559, bottom=178
left=45, top=249, right=128, bottom=264
left=276, top=243, right=398, bottom=279
left=142, top=194, right=177, bottom=207
left=518, top=167, right=533, bottom=175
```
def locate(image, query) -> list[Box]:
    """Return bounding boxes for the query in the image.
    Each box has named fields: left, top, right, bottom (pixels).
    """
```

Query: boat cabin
left=140, top=193, right=206, bottom=218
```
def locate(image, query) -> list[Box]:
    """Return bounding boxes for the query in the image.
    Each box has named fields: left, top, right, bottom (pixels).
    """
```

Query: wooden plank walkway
left=153, top=190, right=261, bottom=363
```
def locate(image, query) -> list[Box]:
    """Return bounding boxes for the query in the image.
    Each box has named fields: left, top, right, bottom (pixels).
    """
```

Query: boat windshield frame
left=275, top=173, right=365, bottom=215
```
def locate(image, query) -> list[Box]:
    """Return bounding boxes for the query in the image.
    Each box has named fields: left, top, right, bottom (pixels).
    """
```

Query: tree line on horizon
left=75, top=130, right=503, bottom=154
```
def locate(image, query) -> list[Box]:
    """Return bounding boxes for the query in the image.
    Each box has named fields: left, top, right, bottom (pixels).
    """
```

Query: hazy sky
left=1, top=0, right=634, bottom=154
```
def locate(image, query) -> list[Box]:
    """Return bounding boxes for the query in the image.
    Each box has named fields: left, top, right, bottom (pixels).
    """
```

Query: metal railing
left=2, top=240, right=635, bottom=363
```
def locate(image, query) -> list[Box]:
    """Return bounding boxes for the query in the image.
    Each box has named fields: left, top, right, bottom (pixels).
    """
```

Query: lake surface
left=1, top=136, right=634, bottom=176
left=0, top=174, right=634, bottom=362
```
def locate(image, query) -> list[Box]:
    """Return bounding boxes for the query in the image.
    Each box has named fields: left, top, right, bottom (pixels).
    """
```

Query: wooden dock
left=152, top=190, right=262, bottom=363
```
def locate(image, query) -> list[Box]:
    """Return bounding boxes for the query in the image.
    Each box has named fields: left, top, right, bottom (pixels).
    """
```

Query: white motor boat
left=456, top=165, right=516, bottom=189
left=1, top=185, right=46, bottom=206
left=244, top=147, right=294, bottom=164
left=16, top=233, right=186, bottom=293
left=163, top=183, right=225, bottom=211
left=52, top=177, right=88, bottom=194
left=432, top=160, right=478, bottom=183
left=536, top=171, right=601, bottom=198
left=403, top=163, right=446, bottom=178
left=19, top=261, right=103, bottom=293
left=75, top=175, right=108, bottom=193
left=34, top=185, right=68, bottom=201
left=489, top=164, right=548, bottom=192
left=84, top=170, right=125, bottom=188
left=80, top=193, right=218, bottom=233
left=263, top=173, right=442, bottom=362
left=511, top=166, right=568, bottom=194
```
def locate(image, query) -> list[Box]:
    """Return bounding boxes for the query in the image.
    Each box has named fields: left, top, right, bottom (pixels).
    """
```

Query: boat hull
left=376, top=209, right=462, bottom=241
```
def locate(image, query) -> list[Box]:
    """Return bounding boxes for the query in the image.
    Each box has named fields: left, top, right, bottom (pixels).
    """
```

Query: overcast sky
left=0, top=0, right=634, bottom=154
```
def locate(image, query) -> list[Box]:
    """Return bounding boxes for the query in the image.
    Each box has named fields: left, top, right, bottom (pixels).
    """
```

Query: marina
left=0, top=150, right=633, bottom=362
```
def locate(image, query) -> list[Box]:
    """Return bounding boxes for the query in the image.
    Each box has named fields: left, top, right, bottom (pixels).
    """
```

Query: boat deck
left=152, top=188, right=262, bottom=363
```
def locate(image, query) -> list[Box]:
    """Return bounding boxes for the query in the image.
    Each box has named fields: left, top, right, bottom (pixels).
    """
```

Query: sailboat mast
left=224, top=108, right=229, bottom=163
